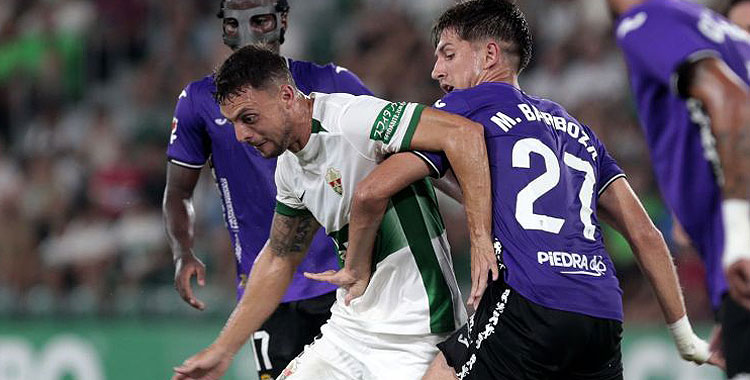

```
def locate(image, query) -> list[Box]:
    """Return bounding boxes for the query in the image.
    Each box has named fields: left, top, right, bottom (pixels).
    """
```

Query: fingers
left=197, top=264, right=206, bottom=287
left=490, top=258, right=499, bottom=281
left=173, top=361, right=198, bottom=377
left=467, top=265, right=488, bottom=309
left=178, top=268, right=205, bottom=310
left=303, top=270, right=338, bottom=282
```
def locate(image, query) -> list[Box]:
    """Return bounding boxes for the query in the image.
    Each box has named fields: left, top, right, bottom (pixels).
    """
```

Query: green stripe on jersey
left=311, top=118, right=327, bottom=134
left=329, top=179, right=453, bottom=333
left=275, top=201, right=312, bottom=217
left=399, top=104, right=426, bottom=151
left=392, top=179, right=454, bottom=333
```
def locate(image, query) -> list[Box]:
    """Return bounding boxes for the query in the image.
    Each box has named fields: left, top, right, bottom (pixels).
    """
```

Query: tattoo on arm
left=268, top=213, right=320, bottom=258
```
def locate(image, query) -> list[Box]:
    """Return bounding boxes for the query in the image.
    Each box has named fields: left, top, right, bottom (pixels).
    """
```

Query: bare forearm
left=163, top=192, right=196, bottom=261
left=347, top=153, right=432, bottom=275
left=213, top=247, right=295, bottom=353
left=630, top=230, right=686, bottom=323
left=444, top=125, right=492, bottom=241
left=689, top=57, right=750, bottom=200
left=707, top=98, right=750, bottom=200
left=163, top=164, right=202, bottom=261
left=599, top=179, right=686, bottom=323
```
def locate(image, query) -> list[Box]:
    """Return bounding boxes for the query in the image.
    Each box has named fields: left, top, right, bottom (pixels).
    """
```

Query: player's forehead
left=225, top=0, right=274, bottom=11
left=220, top=88, right=265, bottom=117
left=435, top=29, right=469, bottom=54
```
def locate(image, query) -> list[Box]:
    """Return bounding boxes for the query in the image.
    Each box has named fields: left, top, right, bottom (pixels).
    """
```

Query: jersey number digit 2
left=512, top=138, right=596, bottom=240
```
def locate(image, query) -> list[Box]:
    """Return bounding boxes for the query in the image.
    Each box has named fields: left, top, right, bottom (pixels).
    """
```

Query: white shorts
left=277, top=322, right=449, bottom=380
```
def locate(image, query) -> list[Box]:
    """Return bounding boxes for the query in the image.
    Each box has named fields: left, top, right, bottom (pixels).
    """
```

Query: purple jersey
left=166, top=58, right=372, bottom=302
left=615, top=0, right=750, bottom=308
left=436, top=82, right=626, bottom=321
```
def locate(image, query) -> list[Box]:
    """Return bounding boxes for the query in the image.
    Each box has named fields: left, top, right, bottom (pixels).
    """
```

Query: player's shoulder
left=289, top=58, right=353, bottom=77
left=615, top=0, right=697, bottom=39
left=179, top=74, right=216, bottom=101
left=435, top=82, right=522, bottom=113
left=312, top=92, right=377, bottom=124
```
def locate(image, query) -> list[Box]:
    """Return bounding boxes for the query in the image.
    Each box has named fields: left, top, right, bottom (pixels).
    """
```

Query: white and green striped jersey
left=274, top=92, right=466, bottom=335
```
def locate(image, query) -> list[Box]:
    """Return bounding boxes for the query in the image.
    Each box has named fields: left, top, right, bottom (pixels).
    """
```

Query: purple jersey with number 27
left=436, top=82, right=626, bottom=321
left=166, top=58, right=372, bottom=302
left=615, top=0, right=750, bottom=309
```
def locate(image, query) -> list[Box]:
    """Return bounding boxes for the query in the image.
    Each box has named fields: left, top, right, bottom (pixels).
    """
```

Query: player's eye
left=241, top=114, right=257, bottom=124
left=250, top=14, right=276, bottom=33
left=445, top=53, right=455, bottom=60
left=223, top=18, right=239, bottom=34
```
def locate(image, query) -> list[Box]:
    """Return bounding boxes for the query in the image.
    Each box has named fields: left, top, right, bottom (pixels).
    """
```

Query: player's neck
left=476, top=69, right=519, bottom=89
left=287, top=96, right=314, bottom=153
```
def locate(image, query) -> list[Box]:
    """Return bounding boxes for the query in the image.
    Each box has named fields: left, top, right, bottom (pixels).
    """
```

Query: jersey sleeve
left=339, top=95, right=427, bottom=157
left=274, top=156, right=311, bottom=216
left=331, top=65, right=374, bottom=96
left=417, top=91, right=474, bottom=175
left=411, top=151, right=449, bottom=178
left=166, top=84, right=211, bottom=169
left=616, top=7, right=720, bottom=93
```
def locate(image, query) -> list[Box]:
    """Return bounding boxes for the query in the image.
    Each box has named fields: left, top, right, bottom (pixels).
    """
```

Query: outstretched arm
left=172, top=211, right=321, bottom=380
left=306, top=153, right=432, bottom=304
left=687, top=56, right=750, bottom=309
left=598, top=177, right=723, bottom=368
left=163, top=163, right=207, bottom=310
left=409, top=108, right=495, bottom=308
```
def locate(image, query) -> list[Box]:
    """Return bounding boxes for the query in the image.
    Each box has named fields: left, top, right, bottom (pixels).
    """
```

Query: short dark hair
left=432, top=0, right=533, bottom=73
left=213, top=44, right=294, bottom=104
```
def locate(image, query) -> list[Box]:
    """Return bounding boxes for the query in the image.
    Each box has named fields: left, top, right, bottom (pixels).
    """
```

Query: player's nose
left=431, top=61, right=445, bottom=81
left=234, top=124, right=256, bottom=144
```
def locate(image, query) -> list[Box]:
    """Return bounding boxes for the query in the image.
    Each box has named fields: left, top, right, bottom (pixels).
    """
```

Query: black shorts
left=247, top=291, right=336, bottom=380
left=437, top=278, right=622, bottom=380
left=721, top=296, right=750, bottom=378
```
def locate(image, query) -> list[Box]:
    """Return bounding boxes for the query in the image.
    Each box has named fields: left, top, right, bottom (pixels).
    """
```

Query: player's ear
left=483, top=41, right=501, bottom=70
left=279, top=83, right=295, bottom=107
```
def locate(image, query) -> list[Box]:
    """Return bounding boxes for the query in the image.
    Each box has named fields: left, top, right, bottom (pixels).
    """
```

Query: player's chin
left=258, top=142, right=284, bottom=158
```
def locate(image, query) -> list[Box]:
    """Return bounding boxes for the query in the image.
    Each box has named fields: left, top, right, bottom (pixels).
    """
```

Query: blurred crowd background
left=0, top=0, right=734, bottom=324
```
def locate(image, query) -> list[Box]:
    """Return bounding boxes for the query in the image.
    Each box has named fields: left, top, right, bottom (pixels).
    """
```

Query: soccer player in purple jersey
left=161, top=1, right=373, bottom=378
left=314, top=1, right=722, bottom=379
left=610, top=0, right=750, bottom=376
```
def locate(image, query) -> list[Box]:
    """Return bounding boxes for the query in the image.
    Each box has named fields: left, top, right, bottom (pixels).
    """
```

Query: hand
left=706, top=324, right=726, bottom=370
left=305, top=268, right=370, bottom=305
left=174, top=254, right=207, bottom=310
left=467, top=236, right=498, bottom=309
left=172, top=345, right=234, bottom=380
left=726, top=258, right=750, bottom=310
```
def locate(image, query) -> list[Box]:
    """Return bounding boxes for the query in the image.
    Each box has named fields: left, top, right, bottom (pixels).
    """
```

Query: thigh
left=722, top=296, right=750, bottom=378
left=277, top=331, right=361, bottom=380
left=254, top=292, right=336, bottom=379
left=438, top=279, right=535, bottom=379
left=437, top=280, right=622, bottom=380
left=364, top=332, right=446, bottom=380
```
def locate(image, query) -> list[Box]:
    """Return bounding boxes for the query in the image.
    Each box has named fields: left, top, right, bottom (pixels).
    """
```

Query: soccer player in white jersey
left=171, top=45, right=497, bottom=380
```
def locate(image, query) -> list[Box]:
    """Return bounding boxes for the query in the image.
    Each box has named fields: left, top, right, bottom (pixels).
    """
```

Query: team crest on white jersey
left=325, top=167, right=343, bottom=196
